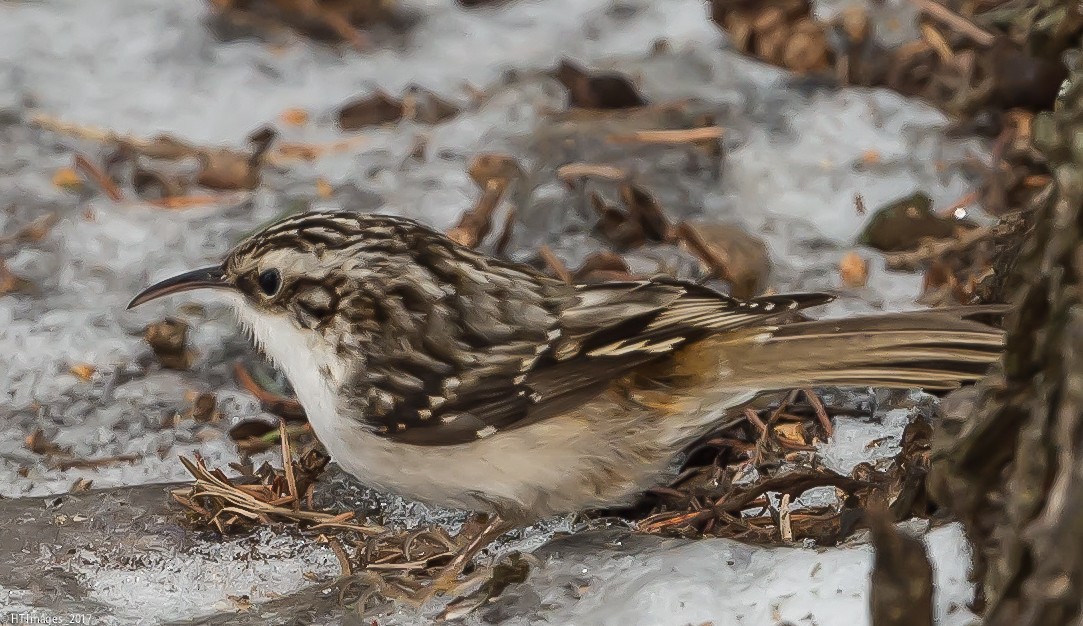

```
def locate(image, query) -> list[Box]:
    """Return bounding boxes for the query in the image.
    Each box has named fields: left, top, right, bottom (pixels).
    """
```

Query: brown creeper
left=130, top=210, right=1004, bottom=580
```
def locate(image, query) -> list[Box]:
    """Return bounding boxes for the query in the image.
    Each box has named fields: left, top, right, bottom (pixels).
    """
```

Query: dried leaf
left=69, top=364, right=97, bottom=381
left=839, top=251, right=869, bottom=287
left=279, top=108, right=309, bottom=126
left=337, top=91, right=404, bottom=130
left=51, top=167, right=82, bottom=190
left=467, top=153, right=524, bottom=189
left=554, top=59, right=647, bottom=110
left=673, top=221, right=771, bottom=299
left=143, top=318, right=195, bottom=370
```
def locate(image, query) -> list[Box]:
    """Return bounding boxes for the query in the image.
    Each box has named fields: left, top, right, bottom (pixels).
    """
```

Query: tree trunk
left=931, top=47, right=1083, bottom=625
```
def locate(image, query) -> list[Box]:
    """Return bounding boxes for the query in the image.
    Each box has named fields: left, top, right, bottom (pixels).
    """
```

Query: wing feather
left=365, top=272, right=835, bottom=445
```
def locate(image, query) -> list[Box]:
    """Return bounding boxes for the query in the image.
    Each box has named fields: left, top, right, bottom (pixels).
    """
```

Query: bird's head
left=129, top=212, right=458, bottom=372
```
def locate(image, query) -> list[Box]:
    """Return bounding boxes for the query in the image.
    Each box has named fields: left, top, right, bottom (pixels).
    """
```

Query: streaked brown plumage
left=130, top=210, right=1005, bottom=584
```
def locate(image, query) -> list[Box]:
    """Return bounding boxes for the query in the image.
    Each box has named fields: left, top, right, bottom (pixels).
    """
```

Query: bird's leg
left=409, top=513, right=512, bottom=603
left=437, top=514, right=511, bottom=590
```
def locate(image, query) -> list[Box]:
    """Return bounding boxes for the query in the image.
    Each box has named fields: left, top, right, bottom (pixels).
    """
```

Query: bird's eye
left=257, top=269, right=281, bottom=296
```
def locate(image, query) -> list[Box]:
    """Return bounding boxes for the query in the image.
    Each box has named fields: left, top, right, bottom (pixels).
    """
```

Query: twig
left=233, top=361, right=306, bottom=420
left=670, top=221, right=732, bottom=282
left=883, top=226, right=994, bottom=271
left=0, top=213, right=58, bottom=245
left=607, top=127, right=725, bottom=145
left=31, top=113, right=364, bottom=167
left=49, top=454, right=141, bottom=471
left=919, top=23, right=955, bottom=63
left=73, top=154, right=125, bottom=202
left=321, top=534, right=354, bottom=577
left=447, top=179, right=506, bottom=248
left=910, top=0, right=995, bottom=47
left=803, top=388, right=834, bottom=439
left=538, top=245, right=573, bottom=283
left=779, top=493, right=793, bottom=542
left=744, top=408, right=767, bottom=433
left=173, top=455, right=385, bottom=534
left=280, top=419, right=299, bottom=511
left=556, top=163, right=629, bottom=182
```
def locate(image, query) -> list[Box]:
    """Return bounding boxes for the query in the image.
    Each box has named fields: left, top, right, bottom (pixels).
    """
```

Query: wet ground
left=0, top=0, right=988, bottom=623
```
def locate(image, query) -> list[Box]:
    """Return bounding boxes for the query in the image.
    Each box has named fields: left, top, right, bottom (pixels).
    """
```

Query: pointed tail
left=707, top=306, right=1007, bottom=392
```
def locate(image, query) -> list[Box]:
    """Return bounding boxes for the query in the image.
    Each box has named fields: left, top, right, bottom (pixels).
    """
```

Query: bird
left=129, top=209, right=1005, bottom=592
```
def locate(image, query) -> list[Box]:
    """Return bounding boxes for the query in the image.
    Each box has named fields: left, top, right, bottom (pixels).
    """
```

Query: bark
left=868, top=506, right=934, bottom=626
left=931, top=38, right=1083, bottom=626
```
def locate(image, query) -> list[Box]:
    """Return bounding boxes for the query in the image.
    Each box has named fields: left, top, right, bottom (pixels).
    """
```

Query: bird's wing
left=359, top=274, right=833, bottom=445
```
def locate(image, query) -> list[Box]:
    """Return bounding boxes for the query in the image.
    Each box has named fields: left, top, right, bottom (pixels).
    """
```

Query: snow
left=0, top=0, right=986, bottom=623
left=491, top=522, right=975, bottom=626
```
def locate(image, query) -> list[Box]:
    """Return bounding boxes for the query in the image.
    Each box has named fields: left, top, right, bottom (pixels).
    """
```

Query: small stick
left=73, top=154, right=125, bottom=202
left=295, top=0, right=368, bottom=51
left=670, top=221, right=732, bottom=282
left=50, top=454, right=140, bottom=471
left=325, top=535, right=354, bottom=577
left=538, top=245, right=573, bottom=283
left=32, top=113, right=364, bottom=166
left=556, top=163, right=629, bottom=182
left=607, top=127, right=725, bottom=145
left=233, top=361, right=306, bottom=420
left=279, top=419, right=299, bottom=511
left=447, top=179, right=506, bottom=248
left=779, top=493, right=793, bottom=542
left=147, top=195, right=236, bottom=210
left=744, top=408, right=767, bottom=433
left=919, top=23, right=955, bottom=63
left=883, top=226, right=993, bottom=271
left=803, top=388, right=834, bottom=438
left=911, top=0, right=995, bottom=47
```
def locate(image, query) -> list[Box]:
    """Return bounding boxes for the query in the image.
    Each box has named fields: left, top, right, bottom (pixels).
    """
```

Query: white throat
left=228, top=299, right=349, bottom=444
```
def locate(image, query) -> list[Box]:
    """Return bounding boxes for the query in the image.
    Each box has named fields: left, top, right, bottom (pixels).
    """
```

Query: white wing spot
left=418, top=409, right=433, bottom=420
left=476, top=426, right=498, bottom=439
left=555, top=341, right=580, bottom=360
left=762, top=303, right=775, bottom=311
left=428, top=395, right=447, bottom=409
left=546, top=329, right=562, bottom=340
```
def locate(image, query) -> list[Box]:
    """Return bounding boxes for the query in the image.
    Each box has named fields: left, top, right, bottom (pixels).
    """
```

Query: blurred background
left=0, top=0, right=1073, bottom=624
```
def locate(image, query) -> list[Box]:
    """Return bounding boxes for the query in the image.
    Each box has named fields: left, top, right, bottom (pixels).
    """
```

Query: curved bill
left=127, top=266, right=230, bottom=309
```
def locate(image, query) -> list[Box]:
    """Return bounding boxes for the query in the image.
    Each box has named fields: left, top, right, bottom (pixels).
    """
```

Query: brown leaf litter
left=25, top=428, right=142, bottom=471
left=143, top=318, right=196, bottom=371
left=627, top=390, right=935, bottom=546
left=205, top=0, right=401, bottom=51
left=337, top=86, right=459, bottom=131
left=554, top=59, right=648, bottom=110
left=709, top=0, right=1069, bottom=229
left=173, top=423, right=527, bottom=610
left=31, top=114, right=366, bottom=207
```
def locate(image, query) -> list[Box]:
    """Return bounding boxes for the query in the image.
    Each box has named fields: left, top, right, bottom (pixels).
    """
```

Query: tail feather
left=710, top=305, right=1007, bottom=392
